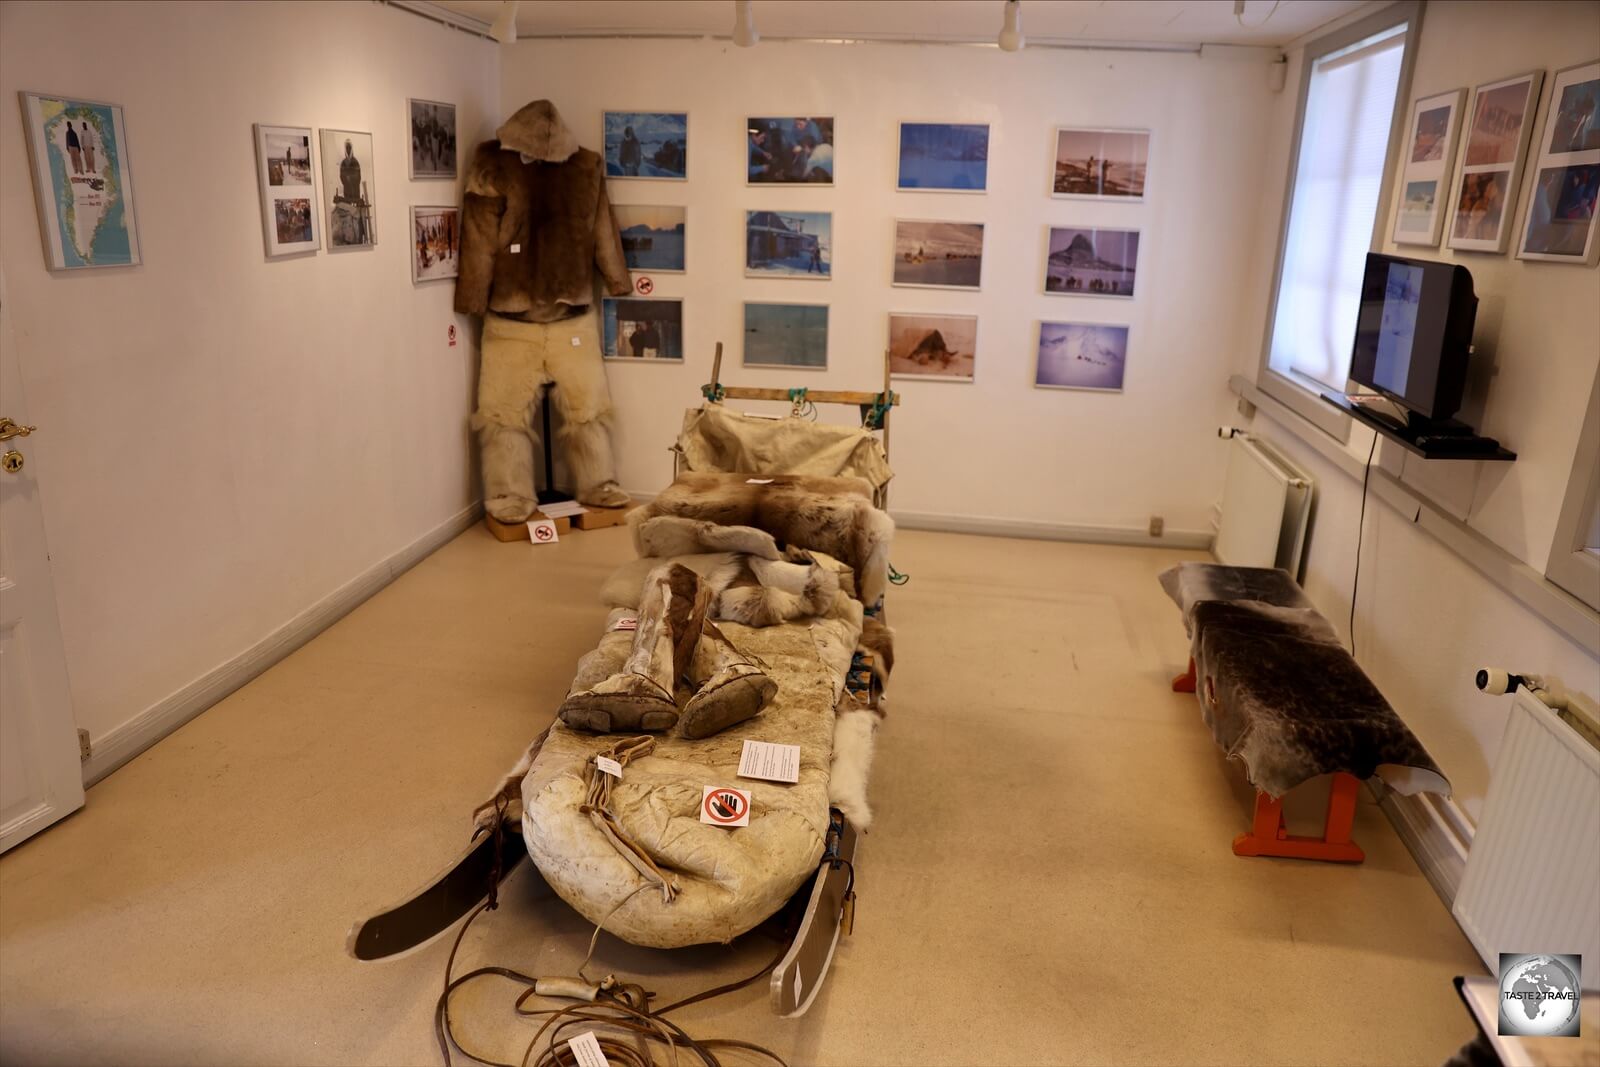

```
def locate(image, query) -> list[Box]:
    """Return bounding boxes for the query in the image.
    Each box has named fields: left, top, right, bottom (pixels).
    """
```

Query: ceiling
left=424, top=0, right=1372, bottom=49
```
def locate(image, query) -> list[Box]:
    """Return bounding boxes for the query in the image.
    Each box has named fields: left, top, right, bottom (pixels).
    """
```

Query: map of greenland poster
left=20, top=92, right=141, bottom=270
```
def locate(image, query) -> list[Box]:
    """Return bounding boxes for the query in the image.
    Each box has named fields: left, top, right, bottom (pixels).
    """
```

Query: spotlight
left=489, top=0, right=519, bottom=44
left=733, top=0, right=759, bottom=47
left=998, top=0, right=1024, bottom=52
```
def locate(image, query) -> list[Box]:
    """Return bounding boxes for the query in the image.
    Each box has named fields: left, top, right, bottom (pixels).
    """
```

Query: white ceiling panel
left=425, top=0, right=1371, bottom=48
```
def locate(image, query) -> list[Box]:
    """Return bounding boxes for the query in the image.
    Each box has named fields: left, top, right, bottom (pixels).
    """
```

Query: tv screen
left=1349, top=253, right=1476, bottom=421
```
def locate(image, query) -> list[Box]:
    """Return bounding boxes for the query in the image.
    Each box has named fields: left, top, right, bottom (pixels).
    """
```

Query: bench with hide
left=1160, top=562, right=1450, bottom=863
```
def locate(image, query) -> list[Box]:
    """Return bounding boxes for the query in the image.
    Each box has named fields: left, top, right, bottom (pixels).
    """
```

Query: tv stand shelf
left=1320, top=392, right=1516, bottom=461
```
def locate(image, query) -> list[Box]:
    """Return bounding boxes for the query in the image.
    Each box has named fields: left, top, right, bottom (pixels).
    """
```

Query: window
left=1547, top=371, right=1600, bottom=612
left=1255, top=4, right=1417, bottom=438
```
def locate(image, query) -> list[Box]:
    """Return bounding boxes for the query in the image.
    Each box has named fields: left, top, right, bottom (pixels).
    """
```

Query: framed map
left=18, top=91, right=141, bottom=270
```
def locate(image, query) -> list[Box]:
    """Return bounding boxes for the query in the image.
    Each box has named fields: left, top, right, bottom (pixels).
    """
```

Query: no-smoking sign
left=634, top=276, right=654, bottom=295
left=527, top=518, right=559, bottom=545
left=700, top=786, right=751, bottom=827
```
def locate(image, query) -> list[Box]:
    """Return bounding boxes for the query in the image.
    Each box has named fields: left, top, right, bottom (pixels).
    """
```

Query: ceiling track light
left=489, top=0, right=519, bottom=45
left=733, top=0, right=759, bottom=47
left=998, top=0, right=1024, bottom=52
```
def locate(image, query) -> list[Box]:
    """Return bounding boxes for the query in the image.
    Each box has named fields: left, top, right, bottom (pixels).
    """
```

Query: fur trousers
left=471, top=309, right=621, bottom=521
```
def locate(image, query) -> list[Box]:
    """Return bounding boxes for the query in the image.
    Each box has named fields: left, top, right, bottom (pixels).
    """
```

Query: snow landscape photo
left=614, top=204, right=686, bottom=272
left=746, top=210, right=831, bottom=278
left=1054, top=128, right=1149, bottom=199
left=897, top=123, right=989, bottom=191
left=892, top=220, right=983, bottom=289
left=604, top=112, right=688, bottom=179
left=888, top=313, right=977, bottom=382
left=1044, top=227, right=1139, bottom=297
left=744, top=303, right=828, bottom=368
left=1035, top=322, right=1129, bottom=392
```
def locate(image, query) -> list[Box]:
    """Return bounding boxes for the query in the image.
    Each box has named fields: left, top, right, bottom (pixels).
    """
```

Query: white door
left=0, top=273, right=84, bottom=853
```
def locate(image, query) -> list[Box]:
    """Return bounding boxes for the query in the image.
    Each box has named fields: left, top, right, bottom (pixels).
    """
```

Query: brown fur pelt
left=454, top=100, right=631, bottom=323
left=859, top=615, right=895, bottom=688
left=633, top=473, right=895, bottom=604
left=706, top=555, right=841, bottom=627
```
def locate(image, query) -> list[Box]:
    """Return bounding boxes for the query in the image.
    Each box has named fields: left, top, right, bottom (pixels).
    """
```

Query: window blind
left=1268, top=26, right=1406, bottom=391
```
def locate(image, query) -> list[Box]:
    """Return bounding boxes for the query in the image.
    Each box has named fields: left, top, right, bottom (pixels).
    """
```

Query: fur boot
left=471, top=412, right=539, bottom=523
left=560, top=412, right=628, bottom=508
left=678, top=620, right=777, bottom=739
left=560, top=564, right=708, bottom=732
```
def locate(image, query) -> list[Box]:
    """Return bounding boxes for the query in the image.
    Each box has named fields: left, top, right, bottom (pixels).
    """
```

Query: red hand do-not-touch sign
left=700, top=786, right=751, bottom=827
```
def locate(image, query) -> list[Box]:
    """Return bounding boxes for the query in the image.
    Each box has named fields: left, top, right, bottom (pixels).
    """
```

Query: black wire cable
left=1349, top=433, right=1378, bottom=659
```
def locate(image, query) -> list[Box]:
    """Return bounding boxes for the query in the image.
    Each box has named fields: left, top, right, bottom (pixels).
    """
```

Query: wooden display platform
left=572, top=500, right=633, bottom=530
left=483, top=512, right=571, bottom=542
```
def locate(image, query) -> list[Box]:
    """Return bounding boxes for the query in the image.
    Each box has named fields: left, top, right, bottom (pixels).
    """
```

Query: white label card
left=700, top=785, right=752, bottom=827
left=566, top=1031, right=608, bottom=1067
left=737, top=740, right=800, bottom=784
left=745, top=478, right=775, bottom=484
left=595, top=756, right=623, bottom=778
left=609, top=615, right=638, bottom=632
left=509, top=243, right=522, bottom=253
left=527, top=518, right=559, bottom=545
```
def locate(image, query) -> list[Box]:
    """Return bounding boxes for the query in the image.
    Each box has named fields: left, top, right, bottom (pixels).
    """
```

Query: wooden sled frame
left=347, top=807, right=862, bottom=1016
left=1173, top=658, right=1366, bottom=864
left=674, top=341, right=900, bottom=509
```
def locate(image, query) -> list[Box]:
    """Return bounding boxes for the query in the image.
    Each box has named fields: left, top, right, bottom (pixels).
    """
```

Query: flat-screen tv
left=1348, top=253, right=1477, bottom=422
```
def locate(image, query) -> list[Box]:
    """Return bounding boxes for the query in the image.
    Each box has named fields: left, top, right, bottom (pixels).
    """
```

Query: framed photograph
left=896, top=122, right=989, bottom=192
left=748, top=116, right=833, bottom=184
left=604, top=111, right=687, bottom=180
left=1391, top=89, right=1466, bottom=246
left=745, top=210, right=831, bottom=279
left=888, top=312, right=976, bottom=383
left=319, top=128, right=376, bottom=249
left=1044, top=226, right=1139, bottom=298
left=1035, top=321, right=1129, bottom=393
left=1447, top=71, right=1544, bottom=253
left=408, top=98, right=456, bottom=179
left=613, top=204, right=686, bottom=273
left=410, top=205, right=459, bottom=282
left=253, top=123, right=319, bottom=258
left=1517, top=60, right=1600, bottom=265
left=743, top=302, right=828, bottom=370
left=892, top=219, right=983, bottom=289
left=18, top=91, right=141, bottom=270
left=1052, top=127, right=1149, bottom=200
left=602, top=297, right=684, bottom=360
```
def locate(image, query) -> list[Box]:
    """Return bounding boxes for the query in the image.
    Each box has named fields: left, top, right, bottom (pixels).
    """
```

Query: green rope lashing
left=888, top=563, right=910, bottom=586
left=863, top=391, right=895, bottom=430
left=787, top=387, right=808, bottom=405
left=701, top=382, right=725, bottom=402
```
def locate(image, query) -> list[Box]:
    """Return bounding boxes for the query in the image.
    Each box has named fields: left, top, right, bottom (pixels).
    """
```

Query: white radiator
left=1453, top=689, right=1600, bottom=988
left=1214, top=433, right=1312, bottom=575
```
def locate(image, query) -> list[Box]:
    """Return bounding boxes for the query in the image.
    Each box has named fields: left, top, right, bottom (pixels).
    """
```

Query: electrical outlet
left=77, top=728, right=91, bottom=762
left=1148, top=516, right=1164, bottom=537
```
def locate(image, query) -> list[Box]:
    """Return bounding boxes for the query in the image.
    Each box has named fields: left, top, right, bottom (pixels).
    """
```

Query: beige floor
left=0, top=524, right=1487, bottom=1066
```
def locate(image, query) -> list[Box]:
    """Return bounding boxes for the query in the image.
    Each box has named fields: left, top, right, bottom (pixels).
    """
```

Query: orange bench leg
left=1231, top=772, right=1366, bottom=863
left=1172, top=656, right=1197, bottom=693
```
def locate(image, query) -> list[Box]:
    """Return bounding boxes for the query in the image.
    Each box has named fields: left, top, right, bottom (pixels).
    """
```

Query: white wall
left=1235, top=0, right=1600, bottom=819
left=503, top=38, right=1278, bottom=537
left=0, top=2, right=497, bottom=746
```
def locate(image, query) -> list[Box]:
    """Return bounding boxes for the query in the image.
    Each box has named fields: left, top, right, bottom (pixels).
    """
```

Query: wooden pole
left=709, top=341, right=724, bottom=399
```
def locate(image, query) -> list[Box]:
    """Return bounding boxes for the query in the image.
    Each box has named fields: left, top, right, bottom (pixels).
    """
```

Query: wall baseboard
left=1377, top=784, right=1472, bottom=908
left=890, top=509, right=1214, bottom=550
left=81, top=501, right=483, bottom=787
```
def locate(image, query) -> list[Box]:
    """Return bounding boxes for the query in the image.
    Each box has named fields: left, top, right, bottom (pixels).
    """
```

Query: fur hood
left=495, top=99, right=580, bottom=164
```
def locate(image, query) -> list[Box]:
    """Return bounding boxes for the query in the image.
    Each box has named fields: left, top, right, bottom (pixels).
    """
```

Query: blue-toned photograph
left=897, top=122, right=989, bottom=192
left=604, top=111, right=687, bottom=180
left=613, top=204, right=685, bottom=272
left=748, top=116, right=833, bottom=183
left=744, top=303, right=829, bottom=369
left=746, top=210, right=831, bottom=278
left=602, top=298, right=684, bottom=361
left=1035, top=322, right=1129, bottom=392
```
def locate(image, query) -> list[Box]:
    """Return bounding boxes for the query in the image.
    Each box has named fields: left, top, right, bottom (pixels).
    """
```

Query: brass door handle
left=0, top=417, right=36, bottom=441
